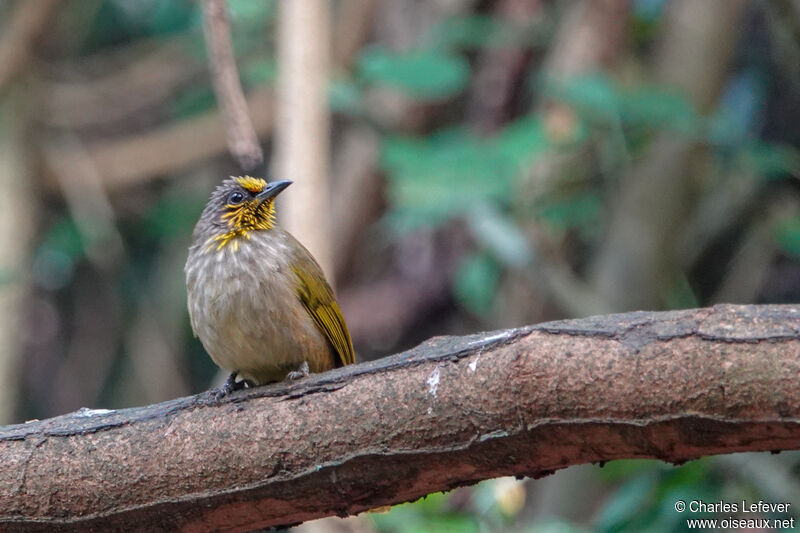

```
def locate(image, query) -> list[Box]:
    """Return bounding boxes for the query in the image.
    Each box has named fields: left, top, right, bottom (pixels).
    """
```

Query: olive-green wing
left=292, top=261, right=355, bottom=367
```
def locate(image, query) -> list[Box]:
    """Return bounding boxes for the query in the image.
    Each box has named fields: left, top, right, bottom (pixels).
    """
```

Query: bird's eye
left=227, top=191, right=245, bottom=205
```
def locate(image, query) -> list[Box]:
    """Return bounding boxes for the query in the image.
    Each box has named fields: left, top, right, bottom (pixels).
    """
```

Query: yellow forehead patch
left=233, top=176, right=267, bottom=194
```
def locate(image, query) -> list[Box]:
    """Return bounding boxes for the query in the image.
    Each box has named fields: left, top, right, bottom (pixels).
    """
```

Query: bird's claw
left=287, top=361, right=310, bottom=381
left=206, top=372, right=246, bottom=403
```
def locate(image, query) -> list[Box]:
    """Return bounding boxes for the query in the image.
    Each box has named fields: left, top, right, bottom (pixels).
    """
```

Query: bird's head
left=196, top=176, right=292, bottom=252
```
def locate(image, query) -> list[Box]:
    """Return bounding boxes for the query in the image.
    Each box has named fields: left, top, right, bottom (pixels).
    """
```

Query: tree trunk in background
left=274, top=0, right=334, bottom=280
left=540, top=0, right=628, bottom=81
left=0, top=88, right=34, bottom=424
left=332, top=0, right=379, bottom=71
left=589, top=0, right=750, bottom=311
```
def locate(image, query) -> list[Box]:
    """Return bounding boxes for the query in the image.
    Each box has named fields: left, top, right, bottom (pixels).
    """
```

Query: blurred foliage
left=593, top=460, right=717, bottom=533
left=369, top=478, right=530, bottom=533
left=367, top=457, right=799, bottom=533
left=454, top=251, right=502, bottom=315
left=360, top=46, right=471, bottom=99
left=430, top=14, right=542, bottom=49
left=370, top=492, right=482, bottom=533
left=382, top=117, right=554, bottom=233
left=374, top=36, right=799, bottom=314
left=5, top=0, right=800, bottom=531
left=776, top=217, right=800, bottom=258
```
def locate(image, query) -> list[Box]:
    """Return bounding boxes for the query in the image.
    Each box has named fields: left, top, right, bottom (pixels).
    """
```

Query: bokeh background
left=1, top=0, right=799, bottom=531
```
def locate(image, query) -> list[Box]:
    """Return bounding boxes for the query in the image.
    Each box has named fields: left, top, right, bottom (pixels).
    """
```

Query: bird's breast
left=185, top=231, right=330, bottom=383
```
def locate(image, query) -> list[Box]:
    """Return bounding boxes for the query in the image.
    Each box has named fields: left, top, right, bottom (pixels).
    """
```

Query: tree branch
left=0, top=0, right=59, bottom=92
left=202, top=0, right=263, bottom=170
left=1, top=304, right=799, bottom=532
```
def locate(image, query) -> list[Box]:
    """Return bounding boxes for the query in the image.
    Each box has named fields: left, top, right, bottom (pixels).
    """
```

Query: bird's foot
left=286, top=361, right=310, bottom=381
left=207, top=372, right=247, bottom=402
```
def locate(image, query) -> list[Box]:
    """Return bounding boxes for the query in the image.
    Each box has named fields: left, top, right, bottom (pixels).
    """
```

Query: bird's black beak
left=256, top=180, right=292, bottom=204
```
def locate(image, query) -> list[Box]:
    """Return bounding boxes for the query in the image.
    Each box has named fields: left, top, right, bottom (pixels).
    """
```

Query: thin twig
left=202, top=0, right=263, bottom=171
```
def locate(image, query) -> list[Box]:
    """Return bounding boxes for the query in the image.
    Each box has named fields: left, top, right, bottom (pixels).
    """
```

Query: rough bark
left=1, top=304, right=799, bottom=532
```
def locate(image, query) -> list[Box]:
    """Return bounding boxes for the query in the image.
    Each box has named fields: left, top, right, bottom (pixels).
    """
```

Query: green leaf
left=621, top=86, right=698, bottom=134
left=654, top=459, right=711, bottom=494
left=664, top=273, right=699, bottom=310
left=743, top=143, right=800, bottom=180
left=543, top=74, right=621, bottom=121
left=39, top=217, right=86, bottom=260
left=407, top=516, right=479, bottom=533
left=186, top=0, right=276, bottom=40
left=594, top=460, right=717, bottom=533
left=494, top=115, right=554, bottom=165
left=536, top=190, right=602, bottom=236
left=526, top=520, right=591, bottom=533
left=649, top=486, right=708, bottom=532
left=226, top=0, right=277, bottom=23
left=382, top=129, right=515, bottom=231
left=382, top=118, right=554, bottom=233
left=242, top=58, right=277, bottom=87
left=594, top=473, right=658, bottom=532
left=328, top=78, right=363, bottom=114
left=359, top=46, right=470, bottom=99
left=774, top=216, right=800, bottom=258
left=33, top=217, right=86, bottom=290
left=596, top=459, right=666, bottom=482
left=170, top=86, right=216, bottom=119
left=453, top=252, right=501, bottom=316
left=431, top=15, right=522, bottom=49
left=147, top=0, right=195, bottom=35
left=370, top=493, right=480, bottom=533
left=543, top=75, right=700, bottom=135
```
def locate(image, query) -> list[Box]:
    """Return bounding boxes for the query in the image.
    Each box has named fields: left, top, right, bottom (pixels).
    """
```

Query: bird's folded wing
left=292, top=264, right=355, bottom=366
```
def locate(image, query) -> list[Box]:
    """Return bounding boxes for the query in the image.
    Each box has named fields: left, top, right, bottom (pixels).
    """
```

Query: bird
left=185, top=176, right=354, bottom=394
